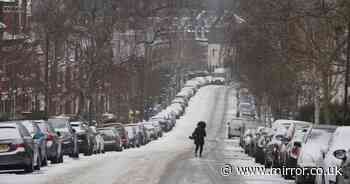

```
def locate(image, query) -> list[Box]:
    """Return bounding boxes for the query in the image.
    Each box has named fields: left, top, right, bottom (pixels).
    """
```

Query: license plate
left=0, top=144, right=9, bottom=152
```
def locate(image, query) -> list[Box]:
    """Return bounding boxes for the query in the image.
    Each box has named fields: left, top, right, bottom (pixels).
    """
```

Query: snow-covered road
left=0, top=85, right=292, bottom=184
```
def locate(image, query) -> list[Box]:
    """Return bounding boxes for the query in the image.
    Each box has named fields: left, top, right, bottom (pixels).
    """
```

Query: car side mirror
left=56, top=131, right=61, bottom=137
left=72, top=129, right=76, bottom=133
left=333, top=150, right=347, bottom=161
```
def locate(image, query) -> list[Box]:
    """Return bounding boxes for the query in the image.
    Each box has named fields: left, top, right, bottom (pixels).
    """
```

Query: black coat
left=192, top=127, right=206, bottom=145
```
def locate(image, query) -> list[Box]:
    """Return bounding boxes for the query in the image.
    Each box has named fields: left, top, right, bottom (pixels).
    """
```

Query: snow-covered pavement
left=0, top=85, right=291, bottom=184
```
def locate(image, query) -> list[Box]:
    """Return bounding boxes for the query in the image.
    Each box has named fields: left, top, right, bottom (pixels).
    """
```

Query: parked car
left=227, top=119, right=243, bottom=138
left=271, top=119, right=294, bottom=131
left=143, top=123, right=157, bottom=140
left=280, top=128, right=309, bottom=179
left=212, top=77, right=225, bottom=85
left=0, top=121, right=41, bottom=172
left=125, top=125, right=140, bottom=148
left=316, top=126, right=350, bottom=184
left=264, top=130, right=289, bottom=168
left=49, top=118, right=79, bottom=158
left=239, top=120, right=259, bottom=147
left=242, top=128, right=256, bottom=156
left=70, top=121, right=94, bottom=156
left=285, top=120, right=312, bottom=140
left=254, top=129, right=273, bottom=164
left=20, top=120, right=48, bottom=167
left=296, top=125, right=337, bottom=184
left=35, top=120, right=63, bottom=164
left=103, top=123, right=129, bottom=149
left=239, top=103, right=254, bottom=117
left=166, top=104, right=184, bottom=120
left=138, top=122, right=151, bottom=144
left=97, top=127, right=122, bottom=152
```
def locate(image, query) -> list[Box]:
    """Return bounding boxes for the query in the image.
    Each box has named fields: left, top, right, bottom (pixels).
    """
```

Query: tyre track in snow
left=158, top=86, right=230, bottom=184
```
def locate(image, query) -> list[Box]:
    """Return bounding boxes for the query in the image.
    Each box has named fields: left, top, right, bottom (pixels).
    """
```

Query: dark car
left=70, top=121, right=94, bottom=156
left=49, top=118, right=79, bottom=158
left=264, top=133, right=288, bottom=168
left=97, top=128, right=123, bottom=152
left=34, top=120, right=63, bottom=164
left=0, top=121, right=41, bottom=172
left=254, top=131, right=273, bottom=164
left=103, top=123, right=129, bottom=149
left=20, top=120, right=48, bottom=167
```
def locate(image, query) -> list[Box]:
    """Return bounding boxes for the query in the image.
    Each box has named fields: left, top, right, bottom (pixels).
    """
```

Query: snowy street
left=0, top=86, right=291, bottom=184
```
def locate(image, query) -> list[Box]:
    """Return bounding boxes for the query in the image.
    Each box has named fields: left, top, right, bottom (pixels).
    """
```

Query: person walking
left=191, top=121, right=206, bottom=157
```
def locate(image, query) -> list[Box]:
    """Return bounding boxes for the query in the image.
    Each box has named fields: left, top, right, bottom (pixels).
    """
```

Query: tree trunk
left=343, top=20, right=350, bottom=122
left=314, top=65, right=320, bottom=125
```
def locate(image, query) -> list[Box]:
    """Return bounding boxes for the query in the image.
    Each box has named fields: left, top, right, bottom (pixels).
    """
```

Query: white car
left=297, top=125, right=337, bottom=184
left=316, top=126, right=350, bottom=184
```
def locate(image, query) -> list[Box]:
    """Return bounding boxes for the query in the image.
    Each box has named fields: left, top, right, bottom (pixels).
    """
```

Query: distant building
left=208, top=26, right=225, bottom=69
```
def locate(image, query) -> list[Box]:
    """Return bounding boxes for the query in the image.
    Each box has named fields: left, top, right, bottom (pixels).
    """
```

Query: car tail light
left=291, top=142, right=301, bottom=159
left=10, top=143, right=25, bottom=152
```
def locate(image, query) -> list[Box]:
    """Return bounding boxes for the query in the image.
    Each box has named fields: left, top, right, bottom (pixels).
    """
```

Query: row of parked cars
left=0, top=75, right=222, bottom=174
left=237, top=119, right=350, bottom=184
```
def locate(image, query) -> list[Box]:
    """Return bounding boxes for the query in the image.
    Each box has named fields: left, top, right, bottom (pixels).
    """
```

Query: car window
left=99, top=129, right=115, bottom=136
left=0, top=127, right=21, bottom=139
left=21, top=121, right=35, bottom=134
left=275, top=134, right=284, bottom=141
left=49, top=119, right=69, bottom=131
left=36, top=123, right=48, bottom=132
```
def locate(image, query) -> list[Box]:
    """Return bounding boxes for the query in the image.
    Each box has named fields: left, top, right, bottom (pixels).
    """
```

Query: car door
left=19, top=125, right=36, bottom=162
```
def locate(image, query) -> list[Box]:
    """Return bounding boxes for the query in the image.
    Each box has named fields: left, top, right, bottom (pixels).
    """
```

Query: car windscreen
left=240, top=104, right=251, bottom=109
left=49, top=119, right=69, bottom=132
left=308, top=129, right=332, bottom=142
left=0, top=127, right=21, bottom=139
left=275, top=134, right=284, bottom=141
left=70, top=122, right=85, bottom=132
left=36, top=122, right=47, bottom=132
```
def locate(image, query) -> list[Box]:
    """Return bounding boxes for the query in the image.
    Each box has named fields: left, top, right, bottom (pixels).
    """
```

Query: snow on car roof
left=300, top=128, right=335, bottom=161
left=330, top=126, right=350, bottom=150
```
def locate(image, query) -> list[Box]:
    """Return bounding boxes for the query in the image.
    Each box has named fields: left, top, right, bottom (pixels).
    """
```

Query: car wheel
left=24, top=156, right=34, bottom=173
left=337, top=174, right=345, bottom=184
left=59, top=153, right=64, bottom=163
left=264, top=159, right=271, bottom=168
left=42, top=156, right=48, bottom=166
left=73, top=151, right=79, bottom=158
left=51, top=153, right=59, bottom=164
left=295, top=175, right=303, bottom=184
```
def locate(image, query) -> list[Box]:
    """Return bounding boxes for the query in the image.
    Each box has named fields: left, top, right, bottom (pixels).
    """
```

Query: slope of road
left=158, top=86, right=292, bottom=184
left=0, top=85, right=224, bottom=184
